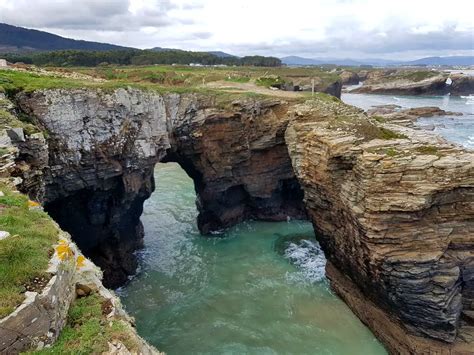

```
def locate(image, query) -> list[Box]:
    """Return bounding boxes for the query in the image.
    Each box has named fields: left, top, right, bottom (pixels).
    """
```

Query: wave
left=283, top=239, right=326, bottom=284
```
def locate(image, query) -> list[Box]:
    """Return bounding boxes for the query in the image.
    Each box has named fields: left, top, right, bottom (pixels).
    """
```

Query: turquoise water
left=342, top=93, right=474, bottom=149
left=118, top=163, right=387, bottom=354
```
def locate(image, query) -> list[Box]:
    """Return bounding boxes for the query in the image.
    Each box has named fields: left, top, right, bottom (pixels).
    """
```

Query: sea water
left=118, top=163, right=386, bottom=354
left=342, top=93, right=474, bottom=149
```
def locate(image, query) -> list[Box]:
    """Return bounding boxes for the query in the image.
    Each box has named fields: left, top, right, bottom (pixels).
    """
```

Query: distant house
left=0, top=59, right=8, bottom=68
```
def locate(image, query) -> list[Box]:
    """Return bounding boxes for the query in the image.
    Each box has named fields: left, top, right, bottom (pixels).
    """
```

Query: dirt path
left=202, top=80, right=308, bottom=99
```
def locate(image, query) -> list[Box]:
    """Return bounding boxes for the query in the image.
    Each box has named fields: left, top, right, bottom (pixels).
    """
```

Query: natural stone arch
left=13, top=88, right=474, bottom=353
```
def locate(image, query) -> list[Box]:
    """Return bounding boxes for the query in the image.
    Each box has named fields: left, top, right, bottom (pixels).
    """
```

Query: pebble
left=0, top=230, right=10, bottom=240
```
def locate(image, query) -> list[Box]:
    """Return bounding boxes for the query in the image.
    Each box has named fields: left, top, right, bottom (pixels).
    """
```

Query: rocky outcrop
left=291, top=77, right=343, bottom=98
left=164, top=98, right=306, bottom=233
left=285, top=99, right=473, bottom=352
left=340, top=70, right=360, bottom=85
left=0, top=227, right=159, bottom=354
left=367, top=105, right=464, bottom=128
left=0, top=232, right=76, bottom=353
left=16, top=88, right=174, bottom=288
left=11, top=88, right=474, bottom=353
left=15, top=89, right=306, bottom=285
left=354, top=73, right=474, bottom=96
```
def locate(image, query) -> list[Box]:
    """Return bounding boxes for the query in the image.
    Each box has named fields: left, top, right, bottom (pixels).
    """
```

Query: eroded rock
left=12, top=88, right=474, bottom=353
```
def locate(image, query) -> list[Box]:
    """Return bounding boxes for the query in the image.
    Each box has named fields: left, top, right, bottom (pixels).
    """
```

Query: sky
left=0, top=0, right=473, bottom=60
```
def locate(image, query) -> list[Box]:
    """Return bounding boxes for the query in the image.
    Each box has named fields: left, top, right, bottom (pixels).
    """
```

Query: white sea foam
left=284, top=239, right=326, bottom=284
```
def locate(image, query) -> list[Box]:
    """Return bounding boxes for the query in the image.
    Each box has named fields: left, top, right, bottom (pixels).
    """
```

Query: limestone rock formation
left=165, top=98, right=306, bottom=233
left=11, top=88, right=474, bottom=353
left=354, top=72, right=474, bottom=96
left=367, top=105, right=464, bottom=129
left=285, top=99, right=474, bottom=352
left=16, top=89, right=306, bottom=285
left=17, top=88, right=174, bottom=288
left=340, top=70, right=360, bottom=85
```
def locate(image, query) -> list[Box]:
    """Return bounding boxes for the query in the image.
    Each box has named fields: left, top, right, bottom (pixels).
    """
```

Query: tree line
left=2, top=49, right=282, bottom=67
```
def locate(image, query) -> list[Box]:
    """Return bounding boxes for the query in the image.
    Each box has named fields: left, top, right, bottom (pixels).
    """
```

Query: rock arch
left=14, top=88, right=474, bottom=353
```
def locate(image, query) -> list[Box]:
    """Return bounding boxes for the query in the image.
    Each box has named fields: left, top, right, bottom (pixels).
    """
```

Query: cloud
left=0, top=0, right=472, bottom=59
left=0, top=0, right=182, bottom=31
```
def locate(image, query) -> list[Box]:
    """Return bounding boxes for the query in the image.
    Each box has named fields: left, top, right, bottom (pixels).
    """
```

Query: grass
left=385, top=147, right=400, bottom=157
left=255, top=75, right=286, bottom=87
left=379, top=127, right=408, bottom=140
left=415, top=145, right=440, bottom=155
left=399, top=71, right=439, bottom=82
left=0, top=108, right=39, bottom=135
left=372, top=115, right=387, bottom=123
left=0, top=69, right=206, bottom=95
left=224, top=75, right=250, bottom=83
left=312, top=92, right=341, bottom=103
left=30, top=293, right=139, bottom=354
left=64, top=64, right=342, bottom=90
left=0, top=182, right=59, bottom=318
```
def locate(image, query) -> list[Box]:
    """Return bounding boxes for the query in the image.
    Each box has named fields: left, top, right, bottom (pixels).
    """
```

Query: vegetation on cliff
left=0, top=183, right=59, bottom=317
left=30, top=293, right=140, bottom=354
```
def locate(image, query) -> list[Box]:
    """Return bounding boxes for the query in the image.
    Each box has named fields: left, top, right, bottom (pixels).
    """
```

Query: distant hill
left=281, top=56, right=398, bottom=66
left=281, top=55, right=474, bottom=67
left=149, top=47, right=174, bottom=52
left=281, top=56, right=325, bottom=66
left=0, top=23, right=131, bottom=53
left=405, top=56, right=474, bottom=66
left=150, top=47, right=236, bottom=58
left=207, top=51, right=236, bottom=58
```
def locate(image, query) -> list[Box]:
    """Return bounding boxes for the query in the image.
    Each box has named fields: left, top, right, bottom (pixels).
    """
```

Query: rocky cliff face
left=164, top=98, right=306, bottom=233
left=12, top=88, right=474, bottom=353
left=15, top=89, right=306, bottom=286
left=354, top=73, right=474, bottom=96
left=285, top=99, right=473, bottom=352
left=17, top=89, right=174, bottom=288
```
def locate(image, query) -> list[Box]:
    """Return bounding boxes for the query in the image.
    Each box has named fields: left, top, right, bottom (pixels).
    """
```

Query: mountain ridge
left=0, top=23, right=130, bottom=52
left=281, top=55, right=474, bottom=67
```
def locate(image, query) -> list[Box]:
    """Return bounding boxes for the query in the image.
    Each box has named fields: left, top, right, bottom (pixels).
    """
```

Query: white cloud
left=0, top=0, right=472, bottom=59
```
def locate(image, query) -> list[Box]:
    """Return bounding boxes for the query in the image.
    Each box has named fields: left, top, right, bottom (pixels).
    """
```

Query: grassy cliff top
left=0, top=64, right=341, bottom=95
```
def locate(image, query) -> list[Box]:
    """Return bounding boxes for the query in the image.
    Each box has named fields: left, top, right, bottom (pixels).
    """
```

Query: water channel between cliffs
left=118, top=163, right=387, bottom=354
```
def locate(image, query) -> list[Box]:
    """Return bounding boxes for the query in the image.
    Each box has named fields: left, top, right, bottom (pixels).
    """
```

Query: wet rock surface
left=367, top=105, right=465, bottom=129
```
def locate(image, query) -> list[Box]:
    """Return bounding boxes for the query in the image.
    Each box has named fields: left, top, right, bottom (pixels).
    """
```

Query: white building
left=0, top=59, right=7, bottom=68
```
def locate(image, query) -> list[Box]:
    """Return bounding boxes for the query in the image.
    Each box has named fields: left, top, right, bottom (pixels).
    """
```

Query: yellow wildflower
left=28, top=200, right=41, bottom=208
left=76, top=255, right=86, bottom=269
left=56, top=241, right=74, bottom=260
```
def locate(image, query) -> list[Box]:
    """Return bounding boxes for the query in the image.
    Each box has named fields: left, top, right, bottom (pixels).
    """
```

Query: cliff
left=5, top=87, right=474, bottom=353
left=285, top=99, right=473, bottom=352
left=0, top=104, right=159, bottom=354
left=353, top=72, right=474, bottom=96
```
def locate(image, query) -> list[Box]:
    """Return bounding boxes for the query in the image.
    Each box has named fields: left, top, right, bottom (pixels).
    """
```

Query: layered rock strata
left=285, top=99, right=474, bottom=351
left=354, top=73, right=473, bottom=96
left=12, top=88, right=474, bottom=352
left=15, top=89, right=306, bottom=286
